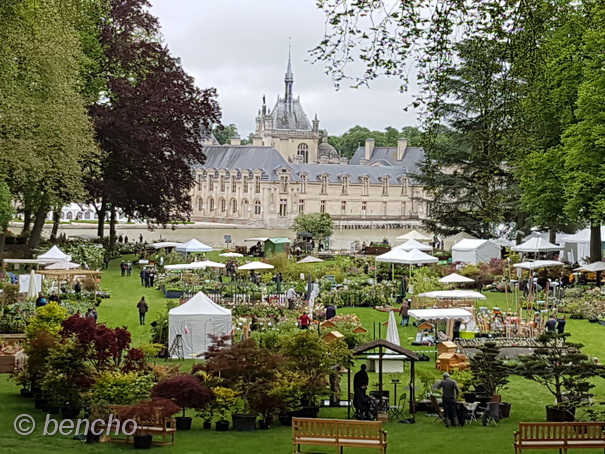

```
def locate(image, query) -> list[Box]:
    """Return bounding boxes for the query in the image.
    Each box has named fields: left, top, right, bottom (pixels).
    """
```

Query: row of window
left=202, top=174, right=412, bottom=196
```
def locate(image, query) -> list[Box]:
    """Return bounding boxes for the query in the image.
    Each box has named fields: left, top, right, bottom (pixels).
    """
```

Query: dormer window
left=341, top=176, right=349, bottom=195
left=280, top=175, right=289, bottom=193
left=382, top=177, right=389, bottom=196
left=362, top=176, right=369, bottom=196
left=320, top=175, right=328, bottom=195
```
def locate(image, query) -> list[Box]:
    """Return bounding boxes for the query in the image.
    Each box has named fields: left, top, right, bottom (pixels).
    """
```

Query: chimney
left=319, top=156, right=329, bottom=165
left=339, top=157, right=349, bottom=165
left=364, top=138, right=375, bottom=161
left=293, top=154, right=304, bottom=163
left=252, top=136, right=263, bottom=146
left=360, top=159, right=369, bottom=166
left=230, top=136, right=241, bottom=146
left=397, top=138, right=408, bottom=161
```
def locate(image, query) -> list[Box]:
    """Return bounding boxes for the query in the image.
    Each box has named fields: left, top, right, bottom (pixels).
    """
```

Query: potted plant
left=197, top=406, right=214, bottom=429
left=267, top=371, right=305, bottom=426
left=212, top=387, right=239, bottom=431
left=202, top=336, right=282, bottom=431
left=469, top=342, right=511, bottom=414
left=119, top=398, right=180, bottom=449
left=515, top=333, right=603, bottom=421
left=151, top=375, right=214, bottom=431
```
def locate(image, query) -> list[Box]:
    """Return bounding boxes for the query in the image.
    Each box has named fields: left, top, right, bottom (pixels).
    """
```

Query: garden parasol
left=27, top=270, right=38, bottom=299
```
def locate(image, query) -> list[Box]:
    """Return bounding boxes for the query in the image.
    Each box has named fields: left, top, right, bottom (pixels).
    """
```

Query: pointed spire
left=285, top=38, right=293, bottom=104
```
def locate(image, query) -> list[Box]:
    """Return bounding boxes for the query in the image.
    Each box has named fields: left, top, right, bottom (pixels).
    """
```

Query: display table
left=459, top=331, right=476, bottom=339
left=366, top=354, right=406, bottom=373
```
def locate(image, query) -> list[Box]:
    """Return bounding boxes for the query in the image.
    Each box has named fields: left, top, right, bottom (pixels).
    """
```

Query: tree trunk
left=549, top=228, right=556, bottom=244
left=108, top=205, right=117, bottom=251
left=27, top=203, right=49, bottom=254
left=49, top=209, right=61, bottom=242
left=96, top=199, right=106, bottom=238
left=0, top=231, right=6, bottom=265
left=590, top=222, right=602, bottom=263
left=21, top=208, right=32, bottom=239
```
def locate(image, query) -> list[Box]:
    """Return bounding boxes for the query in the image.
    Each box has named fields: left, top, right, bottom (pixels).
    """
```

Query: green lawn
left=1, top=257, right=605, bottom=453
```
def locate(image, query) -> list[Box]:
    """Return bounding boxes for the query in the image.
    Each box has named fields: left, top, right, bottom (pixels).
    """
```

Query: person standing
left=453, top=319, right=462, bottom=339
left=298, top=311, right=311, bottom=329
left=140, top=268, right=146, bottom=286
left=120, top=260, right=126, bottom=277
left=353, top=364, right=370, bottom=391
left=399, top=301, right=410, bottom=326
left=48, top=291, right=60, bottom=303
left=137, top=297, right=149, bottom=325
left=556, top=315, right=566, bottom=334
left=438, top=372, right=460, bottom=427
left=326, top=303, right=336, bottom=320
left=286, top=287, right=297, bottom=310
left=149, top=270, right=155, bottom=287
left=74, top=281, right=82, bottom=294
left=88, top=307, right=98, bottom=323
left=126, top=262, right=132, bottom=276
left=545, top=315, right=557, bottom=332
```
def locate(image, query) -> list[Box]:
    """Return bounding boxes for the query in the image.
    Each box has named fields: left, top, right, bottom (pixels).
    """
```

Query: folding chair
left=430, top=395, right=445, bottom=423
left=390, top=393, right=406, bottom=419
left=481, top=402, right=501, bottom=426
left=464, top=402, right=478, bottom=423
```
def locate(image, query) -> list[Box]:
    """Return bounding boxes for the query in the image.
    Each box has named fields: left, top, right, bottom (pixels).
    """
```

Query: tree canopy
left=293, top=213, right=334, bottom=240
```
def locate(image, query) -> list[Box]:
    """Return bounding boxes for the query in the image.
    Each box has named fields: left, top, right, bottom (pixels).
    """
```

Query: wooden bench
left=292, top=418, right=387, bottom=453
left=106, top=405, right=176, bottom=446
left=514, top=422, right=605, bottom=453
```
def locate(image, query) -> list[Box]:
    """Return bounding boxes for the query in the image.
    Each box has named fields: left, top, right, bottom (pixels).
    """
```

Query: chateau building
left=191, top=54, right=427, bottom=228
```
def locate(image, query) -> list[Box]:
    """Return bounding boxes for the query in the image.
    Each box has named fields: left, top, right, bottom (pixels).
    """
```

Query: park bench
left=513, top=422, right=605, bottom=454
left=106, top=405, right=176, bottom=447
left=292, top=417, right=387, bottom=453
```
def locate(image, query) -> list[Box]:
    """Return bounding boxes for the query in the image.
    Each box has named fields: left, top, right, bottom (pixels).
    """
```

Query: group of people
left=544, top=314, right=566, bottom=333
left=139, top=267, right=156, bottom=288
left=35, top=291, right=61, bottom=307
left=120, top=260, right=133, bottom=277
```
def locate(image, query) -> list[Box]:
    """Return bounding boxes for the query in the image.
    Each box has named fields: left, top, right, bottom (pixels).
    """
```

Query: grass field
left=1, top=256, right=604, bottom=453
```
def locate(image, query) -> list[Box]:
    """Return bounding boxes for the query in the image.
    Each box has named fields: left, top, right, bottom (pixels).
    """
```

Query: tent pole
left=410, top=360, right=416, bottom=416
left=378, top=345, right=383, bottom=403
left=347, top=365, right=351, bottom=419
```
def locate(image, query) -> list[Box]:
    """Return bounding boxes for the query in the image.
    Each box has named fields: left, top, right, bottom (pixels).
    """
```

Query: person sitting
left=35, top=293, right=47, bottom=307
left=353, top=385, right=376, bottom=420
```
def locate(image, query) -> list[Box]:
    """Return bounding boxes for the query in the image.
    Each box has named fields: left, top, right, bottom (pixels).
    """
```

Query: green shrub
left=91, top=371, right=154, bottom=405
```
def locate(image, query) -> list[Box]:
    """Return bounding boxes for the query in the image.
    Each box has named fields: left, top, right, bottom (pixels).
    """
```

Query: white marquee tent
left=408, top=308, right=474, bottom=323
left=396, top=230, right=432, bottom=242
left=38, top=246, right=71, bottom=262
left=418, top=290, right=486, bottom=300
left=176, top=239, right=213, bottom=253
left=394, top=239, right=433, bottom=252
left=452, top=239, right=500, bottom=265
left=168, top=291, right=232, bottom=358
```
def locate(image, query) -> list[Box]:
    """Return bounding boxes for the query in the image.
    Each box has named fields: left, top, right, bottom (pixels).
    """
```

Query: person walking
left=545, top=315, right=557, bottom=332
left=438, top=372, right=460, bottom=427
left=137, top=297, right=149, bottom=325
left=453, top=319, right=462, bottom=339
left=126, top=262, right=132, bottom=276
left=286, top=287, right=297, bottom=310
left=399, top=300, right=410, bottom=326
left=298, top=311, right=311, bottom=329
left=325, top=303, right=336, bottom=320
left=556, top=315, right=566, bottom=334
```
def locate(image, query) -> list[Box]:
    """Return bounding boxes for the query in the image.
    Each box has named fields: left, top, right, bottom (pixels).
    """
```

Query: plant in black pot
left=201, top=335, right=282, bottom=431
left=515, top=333, right=604, bottom=421
left=118, top=398, right=181, bottom=449
left=151, top=375, right=214, bottom=431
left=211, top=387, right=239, bottom=431
left=469, top=342, right=511, bottom=415
left=267, top=371, right=305, bottom=427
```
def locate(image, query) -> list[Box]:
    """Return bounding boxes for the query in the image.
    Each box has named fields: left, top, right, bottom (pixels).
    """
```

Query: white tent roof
left=149, top=242, right=183, bottom=249
left=574, top=261, right=605, bottom=272
left=169, top=291, right=231, bottom=316
left=452, top=239, right=494, bottom=251
left=375, top=248, right=411, bottom=264
left=394, top=239, right=433, bottom=251
left=44, top=261, right=81, bottom=270
left=562, top=227, right=605, bottom=244
left=176, top=239, right=212, bottom=252
left=512, top=237, right=562, bottom=252
left=165, top=260, right=226, bottom=270
left=513, top=260, right=564, bottom=270
left=439, top=273, right=475, bottom=284
left=492, top=238, right=515, bottom=247
left=418, top=290, right=486, bottom=300
left=238, top=261, right=274, bottom=270
left=396, top=229, right=432, bottom=241
left=219, top=252, right=244, bottom=258
left=38, top=246, right=71, bottom=262
left=296, top=256, right=324, bottom=264
left=401, top=249, right=439, bottom=264
left=409, top=308, right=474, bottom=322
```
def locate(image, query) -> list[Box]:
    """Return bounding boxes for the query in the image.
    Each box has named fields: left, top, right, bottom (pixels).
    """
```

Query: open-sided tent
left=394, top=239, right=433, bottom=251
left=296, top=256, right=324, bottom=264
left=176, top=239, right=212, bottom=253
left=408, top=308, right=474, bottom=323
left=38, top=246, right=71, bottom=262
left=439, top=273, right=474, bottom=284
left=238, top=261, right=274, bottom=270
left=44, top=261, right=81, bottom=270
left=168, top=291, right=232, bottom=358
left=511, top=237, right=563, bottom=253
left=574, top=261, right=605, bottom=272
left=452, top=239, right=500, bottom=265
left=396, top=230, right=432, bottom=242
left=417, top=290, right=486, bottom=300
left=148, top=242, right=183, bottom=250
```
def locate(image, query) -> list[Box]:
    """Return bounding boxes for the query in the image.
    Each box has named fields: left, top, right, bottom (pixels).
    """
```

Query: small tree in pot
left=469, top=342, right=510, bottom=400
left=211, top=387, right=239, bottom=431
left=515, top=333, right=604, bottom=421
left=151, top=376, right=214, bottom=430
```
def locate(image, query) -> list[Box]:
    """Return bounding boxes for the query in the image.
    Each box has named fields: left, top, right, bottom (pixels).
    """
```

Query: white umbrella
left=418, top=290, right=486, bottom=300
left=27, top=270, right=38, bottom=299
left=44, top=261, right=81, bottom=270
left=385, top=311, right=400, bottom=346
left=148, top=242, right=183, bottom=249
left=574, top=261, right=605, bottom=272
left=219, top=252, right=244, bottom=258
left=194, top=260, right=226, bottom=268
left=396, top=229, right=432, bottom=242
left=238, top=262, right=275, bottom=270
left=439, top=273, right=475, bottom=284
left=394, top=239, right=433, bottom=251
left=513, top=260, right=564, bottom=270
left=511, top=237, right=563, bottom=253
left=165, top=261, right=225, bottom=270
left=176, top=239, right=213, bottom=253
left=296, top=256, right=324, bottom=264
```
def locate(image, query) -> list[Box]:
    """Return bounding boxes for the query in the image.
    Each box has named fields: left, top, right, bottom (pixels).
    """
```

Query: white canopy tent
left=148, top=242, right=183, bottom=249
left=394, top=239, right=433, bottom=252
left=44, top=261, right=81, bottom=270
left=574, top=261, right=605, bottom=272
left=452, top=239, right=500, bottom=265
left=513, top=260, right=564, bottom=270
left=438, top=273, right=475, bottom=284
left=408, top=308, right=474, bottom=323
left=418, top=290, right=486, bottom=300
left=443, top=232, right=478, bottom=251
left=176, top=239, right=213, bottom=253
left=296, top=256, right=324, bottom=264
left=561, top=227, right=605, bottom=264
left=168, top=292, right=232, bottom=358
left=492, top=238, right=515, bottom=247
left=396, top=230, right=432, bottom=242
left=512, top=237, right=563, bottom=253
left=38, top=246, right=71, bottom=262
left=165, top=261, right=226, bottom=271
left=238, top=261, right=274, bottom=270
left=219, top=252, right=244, bottom=258
left=375, top=248, right=411, bottom=264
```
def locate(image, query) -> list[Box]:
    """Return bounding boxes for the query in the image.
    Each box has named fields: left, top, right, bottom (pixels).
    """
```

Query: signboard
left=224, top=235, right=232, bottom=243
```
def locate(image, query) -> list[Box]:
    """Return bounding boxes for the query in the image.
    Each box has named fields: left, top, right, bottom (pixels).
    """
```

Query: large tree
left=86, top=0, right=221, bottom=244
left=0, top=0, right=101, bottom=252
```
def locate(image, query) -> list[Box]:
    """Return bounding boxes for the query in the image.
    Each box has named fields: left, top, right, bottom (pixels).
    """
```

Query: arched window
left=66, top=212, right=73, bottom=220
left=84, top=211, right=91, bottom=220
left=208, top=197, right=215, bottom=212
left=230, top=199, right=237, bottom=214
left=297, top=143, right=309, bottom=163
left=254, top=200, right=262, bottom=215
left=198, top=197, right=203, bottom=212
left=76, top=212, right=82, bottom=220
left=219, top=198, right=226, bottom=213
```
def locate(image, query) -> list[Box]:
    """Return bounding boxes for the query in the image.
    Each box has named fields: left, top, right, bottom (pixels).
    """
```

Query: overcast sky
left=148, top=0, right=419, bottom=137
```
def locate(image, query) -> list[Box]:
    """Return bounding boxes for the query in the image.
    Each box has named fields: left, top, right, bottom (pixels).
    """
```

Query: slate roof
left=350, top=146, right=425, bottom=173
left=270, top=97, right=312, bottom=131
left=197, top=145, right=417, bottom=183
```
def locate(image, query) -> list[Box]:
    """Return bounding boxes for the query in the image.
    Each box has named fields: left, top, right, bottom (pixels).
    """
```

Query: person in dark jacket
left=438, top=372, right=460, bottom=427
left=556, top=315, right=566, bottom=334
left=137, top=297, right=149, bottom=325
left=353, top=364, right=369, bottom=391
left=326, top=304, right=336, bottom=320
